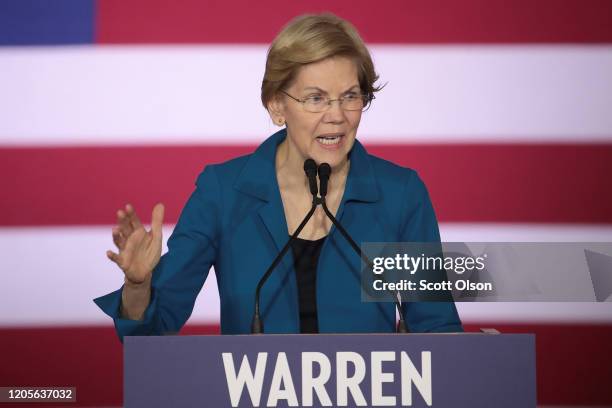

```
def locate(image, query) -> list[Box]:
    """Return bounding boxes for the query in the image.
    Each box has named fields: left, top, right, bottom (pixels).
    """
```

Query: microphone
left=317, top=162, right=331, bottom=198
left=304, top=159, right=319, bottom=197
left=251, top=159, right=319, bottom=334
left=251, top=158, right=408, bottom=334
left=316, top=163, right=409, bottom=333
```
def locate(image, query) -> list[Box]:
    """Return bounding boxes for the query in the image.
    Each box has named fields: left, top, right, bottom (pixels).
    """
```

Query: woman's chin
left=311, top=150, right=347, bottom=168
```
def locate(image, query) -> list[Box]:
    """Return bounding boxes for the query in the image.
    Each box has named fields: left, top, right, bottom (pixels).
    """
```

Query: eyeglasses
left=280, top=90, right=373, bottom=113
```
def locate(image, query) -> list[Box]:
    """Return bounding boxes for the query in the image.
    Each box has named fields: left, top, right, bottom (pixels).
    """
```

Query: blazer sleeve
left=93, top=165, right=221, bottom=342
left=399, top=171, right=464, bottom=333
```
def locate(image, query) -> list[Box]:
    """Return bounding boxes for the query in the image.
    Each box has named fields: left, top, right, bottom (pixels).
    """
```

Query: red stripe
left=2, top=144, right=611, bottom=226
left=96, top=0, right=612, bottom=44
left=0, top=323, right=610, bottom=406
left=370, top=143, right=612, bottom=224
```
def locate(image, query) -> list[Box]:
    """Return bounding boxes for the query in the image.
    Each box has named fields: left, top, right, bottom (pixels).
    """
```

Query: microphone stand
left=251, top=160, right=409, bottom=334
left=317, top=164, right=409, bottom=333
left=251, top=160, right=320, bottom=334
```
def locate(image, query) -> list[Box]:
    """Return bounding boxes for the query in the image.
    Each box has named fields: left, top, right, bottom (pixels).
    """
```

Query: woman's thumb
left=151, top=203, right=165, bottom=241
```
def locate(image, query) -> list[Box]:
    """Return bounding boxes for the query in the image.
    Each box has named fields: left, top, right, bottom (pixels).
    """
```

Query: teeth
left=317, top=135, right=342, bottom=145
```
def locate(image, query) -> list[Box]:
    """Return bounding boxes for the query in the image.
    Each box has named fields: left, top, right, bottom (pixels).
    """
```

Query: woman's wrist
left=121, top=275, right=152, bottom=320
left=123, top=271, right=152, bottom=288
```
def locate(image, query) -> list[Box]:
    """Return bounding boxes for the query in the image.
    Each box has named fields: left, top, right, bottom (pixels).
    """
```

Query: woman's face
left=273, top=56, right=363, bottom=169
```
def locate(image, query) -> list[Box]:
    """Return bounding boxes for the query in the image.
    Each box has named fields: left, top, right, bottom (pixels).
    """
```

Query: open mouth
left=316, top=134, right=344, bottom=146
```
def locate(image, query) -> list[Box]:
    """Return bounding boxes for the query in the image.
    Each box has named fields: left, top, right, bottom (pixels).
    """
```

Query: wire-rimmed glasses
left=280, top=90, right=373, bottom=113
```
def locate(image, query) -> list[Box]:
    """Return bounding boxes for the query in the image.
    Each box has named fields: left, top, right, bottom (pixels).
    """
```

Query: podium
left=124, top=332, right=535, bottom=407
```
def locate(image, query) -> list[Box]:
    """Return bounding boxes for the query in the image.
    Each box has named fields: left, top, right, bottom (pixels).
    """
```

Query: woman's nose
left=323, top=99, right=345, bottom=123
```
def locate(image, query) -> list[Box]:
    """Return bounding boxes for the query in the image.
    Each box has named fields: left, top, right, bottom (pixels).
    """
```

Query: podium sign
left=124, top=333, right=535, bottom=407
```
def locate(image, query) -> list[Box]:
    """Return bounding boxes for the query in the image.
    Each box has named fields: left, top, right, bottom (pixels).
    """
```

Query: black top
left=290, top=235, right=326, bottom=333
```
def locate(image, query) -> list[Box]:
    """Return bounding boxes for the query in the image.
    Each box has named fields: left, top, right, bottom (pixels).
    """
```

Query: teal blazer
left=95, top=129, right=462, bottom=341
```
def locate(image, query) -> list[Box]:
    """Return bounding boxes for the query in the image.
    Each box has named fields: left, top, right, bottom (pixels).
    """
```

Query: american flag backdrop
left=1, top=0, right=611, bottom=406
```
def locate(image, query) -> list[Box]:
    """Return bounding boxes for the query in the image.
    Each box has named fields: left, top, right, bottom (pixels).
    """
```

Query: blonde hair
left=261, top=13, right=381, bottom=110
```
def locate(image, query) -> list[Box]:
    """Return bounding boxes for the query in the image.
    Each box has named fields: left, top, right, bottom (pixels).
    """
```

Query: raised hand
left=106, top=203, right=165, bottom=285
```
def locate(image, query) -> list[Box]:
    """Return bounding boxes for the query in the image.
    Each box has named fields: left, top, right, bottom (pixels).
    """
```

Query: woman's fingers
left=125, top=203, right=143, bottom=231
left=109, top=204, right=162, bottom=279
left=106, top=249, right=120, bottom=265
left=112, top=226, right=126, bottom=250
left=117, top=203, right=142, bottom=238
left=117, top=208, right=133, bottom=237
left=150, top=203, right=165, bottom=245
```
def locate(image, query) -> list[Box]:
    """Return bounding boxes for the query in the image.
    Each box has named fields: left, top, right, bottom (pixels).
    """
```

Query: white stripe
left=1, top=45, right=611, bottom=146
left=1, top=223, right=611, bottom=327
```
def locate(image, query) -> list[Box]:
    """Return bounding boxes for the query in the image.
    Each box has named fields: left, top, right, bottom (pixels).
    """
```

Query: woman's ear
left=267, top=95, right=286, bottom=126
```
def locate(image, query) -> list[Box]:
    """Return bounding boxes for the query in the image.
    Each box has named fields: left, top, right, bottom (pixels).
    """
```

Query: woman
left=95, top=13, right=462, bottom=341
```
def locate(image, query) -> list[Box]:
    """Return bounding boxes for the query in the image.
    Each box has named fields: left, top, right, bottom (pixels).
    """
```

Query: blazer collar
left=234, top=128, right=380, bottom=204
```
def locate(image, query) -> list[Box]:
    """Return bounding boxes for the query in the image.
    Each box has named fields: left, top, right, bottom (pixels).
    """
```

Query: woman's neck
left=275, top=135, right=350, bottom=196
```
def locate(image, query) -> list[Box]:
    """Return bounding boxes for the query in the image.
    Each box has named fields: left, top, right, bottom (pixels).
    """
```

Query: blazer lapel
left=258, top=193, right=290, bottom=252
left=334, top=138, right=380, bottom=222
left=233, top=132, right=380, bottom=251
left=233, top=129, right=290, bottom=252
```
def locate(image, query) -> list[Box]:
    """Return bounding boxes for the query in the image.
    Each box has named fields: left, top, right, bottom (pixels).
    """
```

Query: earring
left=277, top=118, right=285, bottom=126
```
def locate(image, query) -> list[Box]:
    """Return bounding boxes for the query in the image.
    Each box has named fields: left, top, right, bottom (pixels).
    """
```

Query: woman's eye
left=344, top=93, right=358, bottom=100
left=307, top=95, right=324, bottom=104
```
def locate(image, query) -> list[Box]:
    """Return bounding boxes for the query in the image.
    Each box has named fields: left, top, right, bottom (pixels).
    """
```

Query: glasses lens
left=302, top=95, right=369, bottom=112
left=343, top=95, right=366, bottom=111
left=303, top=96, right=327, bottom=113
left=342, top=95, right=363, bottom=110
